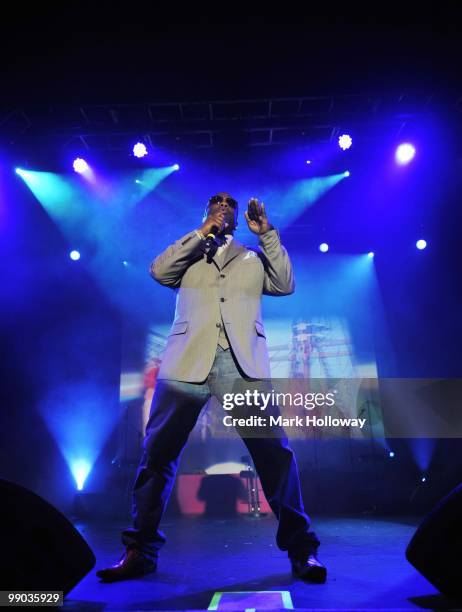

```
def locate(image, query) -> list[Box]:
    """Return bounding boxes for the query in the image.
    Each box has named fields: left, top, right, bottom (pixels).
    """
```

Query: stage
left=63, top=515, right=449, bottom=611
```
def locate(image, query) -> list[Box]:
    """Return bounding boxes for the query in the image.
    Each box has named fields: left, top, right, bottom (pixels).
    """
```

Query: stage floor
left=64, top=515, right=452, bottom=611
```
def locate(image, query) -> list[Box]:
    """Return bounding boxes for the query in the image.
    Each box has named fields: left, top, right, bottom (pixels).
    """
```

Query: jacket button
left=216, top=322, right=221, bottom=327
left=220, top=297, right=225, bottom=302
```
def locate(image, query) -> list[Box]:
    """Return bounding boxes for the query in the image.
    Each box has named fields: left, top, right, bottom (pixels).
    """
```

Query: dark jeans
left=122, top=345, right=320, bottom=562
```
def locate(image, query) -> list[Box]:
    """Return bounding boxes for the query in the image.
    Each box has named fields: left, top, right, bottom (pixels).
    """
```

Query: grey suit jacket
left=150, top=228, right=295, bottom=382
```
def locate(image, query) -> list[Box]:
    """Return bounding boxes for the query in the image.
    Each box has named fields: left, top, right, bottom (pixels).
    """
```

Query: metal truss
left=1, top=92, right=459, bottom=151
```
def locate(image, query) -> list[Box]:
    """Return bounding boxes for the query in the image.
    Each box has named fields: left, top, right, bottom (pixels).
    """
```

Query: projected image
left=120, top=314, right=383, bottom=447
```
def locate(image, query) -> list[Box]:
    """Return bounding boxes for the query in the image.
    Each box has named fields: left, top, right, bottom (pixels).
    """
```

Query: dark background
left=1, top=6, right=462, bottom=102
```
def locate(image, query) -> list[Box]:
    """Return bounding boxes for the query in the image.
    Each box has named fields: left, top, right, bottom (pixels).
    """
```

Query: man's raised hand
left=244, top=198, right=272, bottom=235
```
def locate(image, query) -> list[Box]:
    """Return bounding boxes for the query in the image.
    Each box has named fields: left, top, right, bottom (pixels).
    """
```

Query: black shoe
left=291, top=553, right=327, bottom=583
left=96, top=549, right=157, bottom=582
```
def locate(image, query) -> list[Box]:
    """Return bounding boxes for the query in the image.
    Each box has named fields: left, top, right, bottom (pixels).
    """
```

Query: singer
left=96, top=192, right=327, bottom=583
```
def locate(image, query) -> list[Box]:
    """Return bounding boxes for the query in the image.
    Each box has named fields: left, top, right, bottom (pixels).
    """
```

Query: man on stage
left=97, top=193, right=327, bottom=583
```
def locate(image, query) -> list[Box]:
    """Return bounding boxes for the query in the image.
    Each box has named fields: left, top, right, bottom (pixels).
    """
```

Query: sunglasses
left=208, top=195, right=238, bottom=209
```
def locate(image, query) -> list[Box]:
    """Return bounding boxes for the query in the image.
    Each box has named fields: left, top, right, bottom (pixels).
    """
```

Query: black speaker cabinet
left=406, top=482, right=462, bottom=599
left=0, top=479, right=95, bottom=594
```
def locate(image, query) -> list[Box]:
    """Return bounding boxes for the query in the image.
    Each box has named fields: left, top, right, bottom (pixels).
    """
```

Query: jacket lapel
left=219, top=238, right=247, bottom=270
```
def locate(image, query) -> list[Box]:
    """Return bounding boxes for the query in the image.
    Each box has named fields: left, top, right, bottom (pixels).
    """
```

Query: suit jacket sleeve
left=258, top=228, right=295, bottom=296
left=150, top=230, right=204, bottom=288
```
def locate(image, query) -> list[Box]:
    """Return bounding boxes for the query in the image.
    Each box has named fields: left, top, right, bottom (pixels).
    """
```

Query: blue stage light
left=389, top=451, right=395, bottom=458
left=133, top=142, right=148, bottom=158
left=73, top=158, right=89, bottom=174
left=173, top=163, right=180, bottom=170
left=395, top=143, right=416, bottom=165
left=319, top=243, right=329, bottom=253
left=416, top=239, right=427, bottom=250
left=306, top=160, right=312, bottom=165
left=70, top=459, right=92, bottom=491
left=421, top=475, right=427, bottom=483
left=338, top=134, right=352, bottom=150
left=69, top=250, right=81, bottom=261
left=367, top=252, right=374, bottom=258
left=344, top=170, right=350, bottom=177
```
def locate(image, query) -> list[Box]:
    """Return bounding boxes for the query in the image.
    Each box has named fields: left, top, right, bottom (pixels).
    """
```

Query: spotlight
left=367, top=252, right=375, bottom=258
left=122, top=260, right=129, bottom=267
left=173, top=163, right=180, bottom=170
left=416, top=239, right=427, bottom=250
left=338, top=134, right=352, bottom=150
left=306, top=160, right=312, bottom=165
left=71, top=459, right=92, bottom=491
left=135, top=179, right=143, bottom=184
left=389, top=451, right=395, bottom=458
left=133, top=142, right=148, bottom=158
left=73, top=158, right=89, bottom=174
left=319, top=243, right=329, bottom=253
left=69, top=250, right=81, bottom=261
left=344, top=170, right=350, bottom=177
left=421, top=475, right=427, bottom=483
left=395, top=143, right=416, bottom=165
left=15, top=167, right=26, bottom=176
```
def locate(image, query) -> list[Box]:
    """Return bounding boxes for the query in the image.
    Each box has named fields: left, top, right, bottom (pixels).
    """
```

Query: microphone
left=205, top=218, right=228, bottom=239
left=205, top=224, right=219, bottom=240
left=202, top=221, right=228, bottom=262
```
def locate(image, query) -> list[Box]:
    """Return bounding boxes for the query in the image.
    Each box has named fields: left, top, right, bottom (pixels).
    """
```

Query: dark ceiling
left=2, top=7, right=462, bottom=105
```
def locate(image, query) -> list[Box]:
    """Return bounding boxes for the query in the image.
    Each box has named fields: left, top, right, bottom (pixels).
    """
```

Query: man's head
left=203, top=192, right=239, bottom=234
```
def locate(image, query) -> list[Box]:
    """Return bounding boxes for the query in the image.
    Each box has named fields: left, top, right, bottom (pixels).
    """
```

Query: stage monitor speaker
left=406, top=482, right=462, bottom=599
left=0, top=479, right=96, bottom=594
